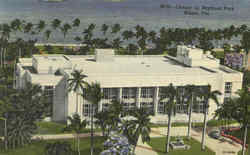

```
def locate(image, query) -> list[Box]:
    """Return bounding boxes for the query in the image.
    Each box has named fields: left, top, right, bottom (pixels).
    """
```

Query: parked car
left=209, top=130, right=221, bottom=139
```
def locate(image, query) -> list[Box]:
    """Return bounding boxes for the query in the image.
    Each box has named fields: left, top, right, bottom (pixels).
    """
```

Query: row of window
left=82, top=101, right=206, bottom=116
left=103, top=86, right=209, bottom=100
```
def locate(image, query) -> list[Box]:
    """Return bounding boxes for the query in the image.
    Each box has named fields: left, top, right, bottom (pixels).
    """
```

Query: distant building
left=224, top=53, right=244, bottom=70
left=15, top=46, right=243, bottom=123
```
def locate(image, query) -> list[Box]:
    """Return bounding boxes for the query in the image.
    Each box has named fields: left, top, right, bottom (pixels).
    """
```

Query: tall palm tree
left=231, top=88, right=250, bottom=155
left=129, top=107, right=152, bottom=154
left=199, top=85, right=221, bottom=151
left=67, top=70, right=88, bottom=114
left=83, top=82, right=103, bottom=155
left=184, top=84, right=197, bottom=139
left=160, top=83, right=178, bottom=153
left=64, top=113, right=87, bottom=155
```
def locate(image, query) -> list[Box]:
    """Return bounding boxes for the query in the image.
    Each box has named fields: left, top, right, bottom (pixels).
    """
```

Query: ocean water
left=0, top=0, right=250, bottom=42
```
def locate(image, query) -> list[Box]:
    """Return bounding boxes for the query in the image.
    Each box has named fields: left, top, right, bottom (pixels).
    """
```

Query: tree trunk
left=166, top=112, right=172, bottom=153
left=90, top=104, right=94, bottom=155
left=187, top=95, right=193, bottom=139
left=76, top=93, right=78, bottom=114
left=4, top=119, right=7, bottom=150
left=77, top=134, right=80, bottom=155
left=242, top=125, right=248, bottom=155
left=0, top=47, right=2, bottom=68
left=3, top=48, right=5, bottom=68
left=201, top=108, right=208, bottom=151
left=19, top=48, right=21, bottom=58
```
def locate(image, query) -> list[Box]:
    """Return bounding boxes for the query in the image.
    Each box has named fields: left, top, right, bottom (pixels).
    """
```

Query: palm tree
left=101, top=24, right=109, bottom=35
left=0, top=24, right=11, bottom=68
left=45, top=141, right=73, bottom=155
left=160, top=83, right=178, bottom=153
left=121, top=107, right=152, bottom=154
left=72, top=18, right=81, bottom=28
left=184, top=84, right=197, bottom=139
left=64, top=113, right=87, bottom=155
left=60, top=23, right=72, bottom=43
left=240, top=30, right=250, bottom=68
left=111, top=23, right=121, bottom=35
left=231, top=88, right=250, bottom=155
left=23, top=22, right=34, bottom=40
left=199, top=85, right=221, bottom=151
left=112, top=37, right=123, bottom=52
left=83, top=82, right=103, bottom=155
left=10, top=19, right=22, bottom=33
left=44, top=29, right=52, bottom=42
left=36, top=20, right=46, bottom=33
left=51, top=18, right=61, bottom=30
left=67, top=69, right=88, bottom=114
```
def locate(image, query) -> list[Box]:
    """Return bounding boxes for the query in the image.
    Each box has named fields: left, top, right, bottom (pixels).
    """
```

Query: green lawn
left=0, top=136, right=105, bottom=155
left=36, top=121, right=102, bottom=135
left=229, top=128, right=250, bottom=155
left=147, top=137, right=215, bottom=155
left=238, top=150, right=249, bottom=155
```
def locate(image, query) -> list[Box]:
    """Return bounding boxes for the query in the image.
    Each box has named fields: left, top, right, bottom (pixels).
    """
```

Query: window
left=224, top=82, right=232, bottom=103
left=158, top=102, right=166, bottom=114
left=83, top=104, right=97, bottom=117
left=44, top=85, right=54, bottom=116
left=140, top=102, right=154, bottom=114
left=158, top=87, right=167, bottom=99
left=122, top=88, right=136, bottom=99
left=224, top=82, right=232, bottom=94
left=141, top=87, right=154, bottom=98
left=121, top=102, right=136, bottom=116
left=103, top=88, right=118, bottom=100
left=193, top=97, right=205, bottom=113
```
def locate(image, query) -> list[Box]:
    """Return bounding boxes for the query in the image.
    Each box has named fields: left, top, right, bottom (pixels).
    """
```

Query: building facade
left=15, top=46, right=243, bottom=123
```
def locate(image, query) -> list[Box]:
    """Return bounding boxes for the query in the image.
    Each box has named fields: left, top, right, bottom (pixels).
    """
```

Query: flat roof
left=18, top=54, right=242, bottom=87
left=67, top=55, right=220, bottom=87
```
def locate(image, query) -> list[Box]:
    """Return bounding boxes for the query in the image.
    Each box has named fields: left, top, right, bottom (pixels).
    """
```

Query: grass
left=147, top=137, right=216, bottom=155
left=149, top=119, right=238, bottom=128
left=228, top=127, right=250, bottom=155
left=0, top=136, right=105, bottom=155
left=212, top=50, right=224, bottom=59
left=36, top=121, right=102, bottom=135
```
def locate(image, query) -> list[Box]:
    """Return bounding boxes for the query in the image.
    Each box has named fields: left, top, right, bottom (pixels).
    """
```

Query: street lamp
left=0, top=117, right=7, bottom=151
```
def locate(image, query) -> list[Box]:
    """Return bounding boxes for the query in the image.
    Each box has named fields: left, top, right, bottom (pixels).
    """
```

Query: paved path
left=31, top=132, right=102, bottom=140
left=191, top=130, right=242, bottom=155
left=136, top=136, right=158, bottom=155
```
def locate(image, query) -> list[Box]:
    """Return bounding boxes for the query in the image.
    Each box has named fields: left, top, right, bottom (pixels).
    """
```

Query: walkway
left=31, top=132, right=102, bottom=140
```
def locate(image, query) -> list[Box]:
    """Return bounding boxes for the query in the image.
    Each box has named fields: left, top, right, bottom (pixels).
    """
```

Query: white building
left=15, top=46, right=243, bottom=123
